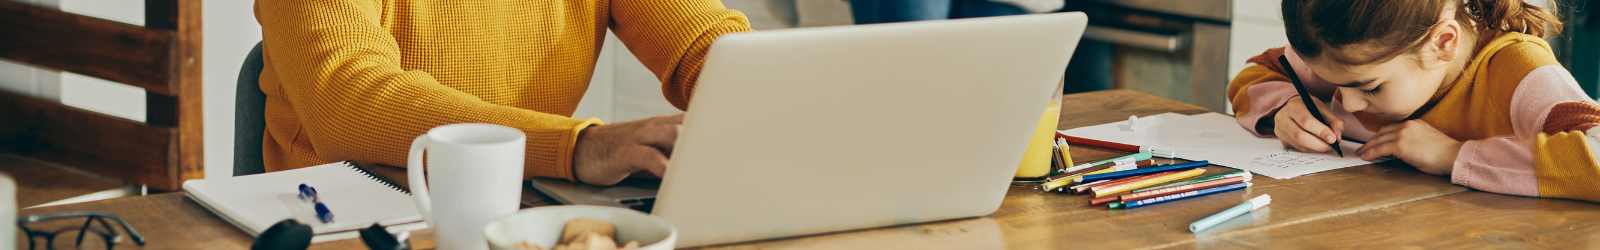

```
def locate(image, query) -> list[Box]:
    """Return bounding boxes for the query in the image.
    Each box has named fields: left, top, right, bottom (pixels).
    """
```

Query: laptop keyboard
left=620, top=197, right=655, bottom=213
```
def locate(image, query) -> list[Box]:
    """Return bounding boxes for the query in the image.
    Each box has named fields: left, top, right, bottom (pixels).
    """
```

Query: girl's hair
left=1282, top=0, right=1564, bottom=65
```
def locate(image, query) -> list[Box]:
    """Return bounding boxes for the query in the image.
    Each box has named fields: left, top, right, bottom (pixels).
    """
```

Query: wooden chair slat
left=0, top=91, right=183, bottom=190
left=0, top=0, right=178, bottom=95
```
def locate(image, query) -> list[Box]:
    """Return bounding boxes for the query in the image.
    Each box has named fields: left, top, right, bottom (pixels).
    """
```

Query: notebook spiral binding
left=342, top=161, right=411, bottom=195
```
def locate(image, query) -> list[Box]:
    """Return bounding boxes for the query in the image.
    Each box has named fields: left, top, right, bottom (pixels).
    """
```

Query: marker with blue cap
left=298, top=183, right=335, bottom=223
left=1189, top=194, right=1271, bottom=233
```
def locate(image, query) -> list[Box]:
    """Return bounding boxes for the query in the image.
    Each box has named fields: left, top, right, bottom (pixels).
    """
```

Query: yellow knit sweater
left=255, top=0, right=751, bottom=180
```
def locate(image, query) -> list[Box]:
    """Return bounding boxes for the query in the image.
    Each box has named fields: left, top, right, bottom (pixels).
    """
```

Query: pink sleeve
left=1233, top=46, right=1358, bottom=137
left=1452, top=137, right=1539, bottom=196
left=1235, top=81, right=1296, bottom=136
left=1451, top=65, right=1590, bottom=194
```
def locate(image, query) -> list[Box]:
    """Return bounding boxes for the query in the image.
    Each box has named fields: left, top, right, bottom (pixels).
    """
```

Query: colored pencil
left=1061, top=158, right=1158, bottom=178
left=1056, top=138, right=1074, bottom=167
left=1068, top=164, right=1153, bottom=193
left=1120, top=176, right=1247, bottom=202
left=1059, top=151, right=1151, bottom=175
left=1132, top=170, right=1249, bottom=193
left=1059, top=133, right=1141, bottom=152
left=1113, top=182, right=1251, bottom=209
left=1052, top=139, right=1066, bottom=170
left=1051, top=145, right=1066, bottom=171
left=1080, top=161, right=1209, bottom=183
left=1091, top=168, right=1207, bottom=198
left=1068, top=180, right=1109, bottom=193
left=1092, top=170, right=1241, bottom=205
left=1089, top=195, right=1121, bottom=205
left=1068, top=162, right=1138, bottom=185
left=1040, top=173, right=1083, bottom=192
left=1074, top=167, right=1185, bottom=194
left=1060, top=163, right=1113, bottom=178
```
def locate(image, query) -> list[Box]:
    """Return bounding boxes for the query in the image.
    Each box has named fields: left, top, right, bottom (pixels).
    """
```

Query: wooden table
left=15, top=90, right=1600, bottom=249
left=0, top=154, right=126, bottom=208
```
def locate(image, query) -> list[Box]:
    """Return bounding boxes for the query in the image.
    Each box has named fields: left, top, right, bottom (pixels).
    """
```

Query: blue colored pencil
left=1080, top=161, right=1209, bottom=183
left=1114, top=182, right=1250, bottom=209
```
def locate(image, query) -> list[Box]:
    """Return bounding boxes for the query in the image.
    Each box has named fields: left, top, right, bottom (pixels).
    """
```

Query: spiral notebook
left=182, top=161, right=427, bottom=242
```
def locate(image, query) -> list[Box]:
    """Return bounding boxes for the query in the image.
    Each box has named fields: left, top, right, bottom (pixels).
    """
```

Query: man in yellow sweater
left=255, top=1, right=751, bottom=186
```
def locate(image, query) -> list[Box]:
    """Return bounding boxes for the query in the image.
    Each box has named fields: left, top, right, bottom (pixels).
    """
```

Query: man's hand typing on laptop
left=572, top=114, right=685, bottom=185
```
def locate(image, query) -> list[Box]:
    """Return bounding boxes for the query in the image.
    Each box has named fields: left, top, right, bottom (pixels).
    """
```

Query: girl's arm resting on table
left=1452, top=66, right=1600, bottom=202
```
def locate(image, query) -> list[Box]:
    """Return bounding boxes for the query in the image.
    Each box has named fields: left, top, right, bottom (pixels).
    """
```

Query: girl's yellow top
left=1228, top=33, right=1600, bottom=202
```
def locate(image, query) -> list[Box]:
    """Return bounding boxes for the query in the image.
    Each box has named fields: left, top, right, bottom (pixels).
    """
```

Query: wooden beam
left=0, top=91, right=183, bottom=191
left=147, top=0, right=205, bottom=181
left=0, top=0, right=179, bottom=95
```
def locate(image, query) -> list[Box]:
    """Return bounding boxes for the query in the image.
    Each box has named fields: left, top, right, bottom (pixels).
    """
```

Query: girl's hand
left=1356, top=120, right=1462, bottom=175
left=1272, top=95, right=1345, bottom=153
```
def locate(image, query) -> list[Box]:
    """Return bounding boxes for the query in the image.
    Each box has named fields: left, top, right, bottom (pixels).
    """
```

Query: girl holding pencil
left=1227, top=0, right=1600, bottom=202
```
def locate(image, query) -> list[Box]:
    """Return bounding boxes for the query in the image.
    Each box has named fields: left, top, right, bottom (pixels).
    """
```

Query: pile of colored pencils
left=1046, top=135, right=1253, bottom=209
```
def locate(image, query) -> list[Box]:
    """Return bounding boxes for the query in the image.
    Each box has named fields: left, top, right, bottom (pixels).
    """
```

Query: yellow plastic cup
left=1015, top=98, right=1063, bottom=180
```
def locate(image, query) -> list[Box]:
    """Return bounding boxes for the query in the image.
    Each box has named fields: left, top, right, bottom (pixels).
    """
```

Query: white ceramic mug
left=409, top=123, right=527, bottom=250
left=1, top=173, right=15, bottom=249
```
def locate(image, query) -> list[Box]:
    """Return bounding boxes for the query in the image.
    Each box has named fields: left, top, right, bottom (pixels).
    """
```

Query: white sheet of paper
left=1062, top=112, right=1374, bottom=179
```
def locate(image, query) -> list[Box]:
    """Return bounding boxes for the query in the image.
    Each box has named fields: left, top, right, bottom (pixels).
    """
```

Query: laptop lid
left=653, top=12, right=1087, bottom=247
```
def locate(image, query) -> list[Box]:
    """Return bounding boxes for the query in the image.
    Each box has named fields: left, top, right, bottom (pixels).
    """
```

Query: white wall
left=202, top=0, right=262, bottom=178
left=577, top=0, right=848, bottom=122
left=1224, top=0, right=1289, bottom=114
left=1228, top=0, right=1288, bottom=82
left=0, top=0, right=257, bottom=179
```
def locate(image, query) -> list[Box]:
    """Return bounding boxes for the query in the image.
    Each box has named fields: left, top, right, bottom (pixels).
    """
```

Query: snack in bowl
left=511, top=219, right=640, bottom=250
left=485, top=205, right=673, bottom=250
left=559, top=218, right=616, bottom=244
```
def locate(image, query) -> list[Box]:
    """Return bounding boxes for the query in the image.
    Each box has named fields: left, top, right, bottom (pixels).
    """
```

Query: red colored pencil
left=1059, top=133, right=1141, bottom=152
left=1090, top=195, right=1120, bottom=205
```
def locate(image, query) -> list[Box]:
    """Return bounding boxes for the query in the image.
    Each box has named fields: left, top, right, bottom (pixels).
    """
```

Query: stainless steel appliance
left=1072, top=0, right=1242, bottom=111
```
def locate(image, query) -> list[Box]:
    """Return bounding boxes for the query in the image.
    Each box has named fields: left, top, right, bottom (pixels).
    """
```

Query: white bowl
left=483, top=205, right=676, bottom=250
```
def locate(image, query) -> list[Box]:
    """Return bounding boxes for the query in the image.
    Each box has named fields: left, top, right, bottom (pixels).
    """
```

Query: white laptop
left=532, top=12, right=1087, bottom=247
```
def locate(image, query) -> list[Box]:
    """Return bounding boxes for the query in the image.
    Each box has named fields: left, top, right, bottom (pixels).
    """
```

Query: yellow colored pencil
left=1044, top=165, right=1121, bottom=192
left=1091, top=168, right=1206, bottom=198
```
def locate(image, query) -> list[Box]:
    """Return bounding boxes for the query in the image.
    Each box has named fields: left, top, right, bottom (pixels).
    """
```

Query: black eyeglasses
left=17, top=211, right=146, bottom=250
left=254, top=219, right=411, bottom=250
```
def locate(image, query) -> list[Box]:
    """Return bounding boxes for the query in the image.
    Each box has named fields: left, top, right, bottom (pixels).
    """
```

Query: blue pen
left=1079, top=161, right=1209, bottom=183
left=1116, top=182, right=1250, bottom=209
left=298, top=183, right=335, bottom=223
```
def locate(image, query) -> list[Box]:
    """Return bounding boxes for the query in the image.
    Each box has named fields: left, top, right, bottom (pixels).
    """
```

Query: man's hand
left=1356, top=120, right=1462, bottom=175
left=572, top=114, right=684, bottom=186
left=1272, top=95, right=1345, bottom=153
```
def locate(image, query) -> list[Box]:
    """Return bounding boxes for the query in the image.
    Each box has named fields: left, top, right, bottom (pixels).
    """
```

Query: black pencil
left=1277, top=55, right=1344, bottom=157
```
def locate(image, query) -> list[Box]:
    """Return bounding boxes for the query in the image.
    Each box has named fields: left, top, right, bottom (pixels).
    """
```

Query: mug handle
left=407, top=135, right=433, bottom=225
